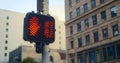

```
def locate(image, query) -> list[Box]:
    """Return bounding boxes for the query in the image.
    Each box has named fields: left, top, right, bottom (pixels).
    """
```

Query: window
left=94, top=31, right=99, bottom=42
left=59, top=31, right=61, bottom=34
left=85, top=53, right=89, bottom=63
left=116, top=44, right=120, bottom=59
left=4, top=53, right=7, bottom=57
left=6, top=28, right=8, bottom=32
left=100, top=0, right=105, bottom=4
left=69, top=12, right=73, bottom=20
left=70, top=26, right=73, bottom=35
left=77, top=22, right=81, bottom=32
left=5, top=40, right=8, bottom=44
left=71, top=59, right=74, bottom=63
left=91, top=0, right=96, bottom=9
left=6, top=22, right=9, bottom=26
left=107, top=45, right=116, bottom=60
left=5, top=47, right=7, bottom=50
left=84, top=18, right=89, bottom=27
left=92, top=15, right=97, bottom=25
left=101, top=11, right=107, bottom=21
left=102, top=28, right=108, bottom=39
left=71, top=41, right=74, bottom=49
left=83, top=3, right=88, bottom=12
left=69, top=0, right=72, bottom=7
left=59, top=41, right=61, bottom=44
left=5, top=34, right=8, bottom=38
left=110, top=6, right=117, bottom=17
left=112, top=24, right=119, bottom=36
left=6, top=16, right=9, bottom=20
left=89, top=51, right=96, bottom=63
left=85, top=35, right=90, bottom=45
left=76, top=7, right=81, bottom=16
left=78, top=53, right=83, bottom=63
left=78, top=38, right=82, bottom=47
left=76, top=0, right=80, bottom=3
left=103, top=48, right=107, bottom=61
left=96, top=50, right=100, bottom=63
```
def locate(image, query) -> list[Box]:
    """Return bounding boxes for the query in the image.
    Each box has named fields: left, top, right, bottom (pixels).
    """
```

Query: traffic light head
left=23, top=12, right=55, bottom=44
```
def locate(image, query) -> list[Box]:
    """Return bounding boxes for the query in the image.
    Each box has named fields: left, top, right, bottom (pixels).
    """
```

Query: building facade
left=0, top=9, right=33, bottom=63
left=65, top=0, right=120, bottom=63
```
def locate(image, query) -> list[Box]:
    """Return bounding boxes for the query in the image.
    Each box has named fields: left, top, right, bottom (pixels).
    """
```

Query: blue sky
left=0, top=0, right=65, bottom=21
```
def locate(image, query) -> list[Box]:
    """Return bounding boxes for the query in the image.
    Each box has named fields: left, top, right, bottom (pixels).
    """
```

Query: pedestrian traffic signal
left=23, top=12, right=55, bottom=44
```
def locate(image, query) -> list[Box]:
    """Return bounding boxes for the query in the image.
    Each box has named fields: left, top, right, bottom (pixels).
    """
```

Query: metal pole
left=37, top=0, right=50, bottom=63
left=42, top=44, right=50, bottom=63
left=37, top=0, right=43, bottom=13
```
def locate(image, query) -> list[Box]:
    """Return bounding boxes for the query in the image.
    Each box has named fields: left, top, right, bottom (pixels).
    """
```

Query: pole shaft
left=42, top=44, right=50, bottom=63
left=37, top=0, right=43, bottom=13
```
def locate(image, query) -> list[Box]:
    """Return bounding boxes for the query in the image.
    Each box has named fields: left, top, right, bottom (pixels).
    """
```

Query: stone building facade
left=65, top=0, right=120, bottom=63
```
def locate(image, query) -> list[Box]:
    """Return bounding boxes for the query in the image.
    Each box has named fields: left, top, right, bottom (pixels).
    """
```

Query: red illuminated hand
left=29, top=16, right=41, bottom=36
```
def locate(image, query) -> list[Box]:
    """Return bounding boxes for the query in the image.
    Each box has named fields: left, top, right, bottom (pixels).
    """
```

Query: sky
left=0, top=0, right=65, bottom=21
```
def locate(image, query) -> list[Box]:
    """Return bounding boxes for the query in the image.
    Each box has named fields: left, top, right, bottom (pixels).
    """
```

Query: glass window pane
left=94, top=31, right=99, bottom=42
left=84, top=18, right=89, bottom=27
left=116, top=44, right=120, bottom=59
left=71, top=59, right=74, bottom=63
left=76, top=0, right=80, bottom=3
left=92, top=15, right=97, bottom=25
left=69, top=12, right=73, bottom=20
left=4, top=53, right=7, bottom=56
left=101, top=11, right=107, bottom=21
left=76, top=7, right=81, bottom=16
left=71, top=41, right=74, bottom=49
left=84, top=3, right=88, bottom=12
left=77, top=22, right=81, bottom=32
left=89, top=51, right=96, bottom=63
left=110, top=6, right=117, bottom=17
left=103, top=47, right=107, bottom=61
left=78, top=53, right=83, bottom=63
left=78, top=38, right=82, bottom=47
left=112, top=24, right=119, bottom=36
left=91, top=0, right=96, bottom=9
left=96, top=50, right=100, bottom=63
left=85, top=53, right=89, bottom=63
left=70, top=26, right=73, bottom=35
left=102, top=28, right=108, bottom=40
left=107, top=45, right=116, bottom=60
left=86, top=35, right=90, bottom=45
left=69, top=0, right=72, bottom=7
left=100, top=0, right=105, bottom=4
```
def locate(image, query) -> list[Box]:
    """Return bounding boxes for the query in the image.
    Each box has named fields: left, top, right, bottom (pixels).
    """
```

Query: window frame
left=110, top=6, right=117, bottom=18
left=101, top=10, right=107, bottom=21
left=83, top=3, right=88, bottom=12
left=76, top=7, right=81, bottom=16
left=93, top=31, right=99, bottom=42
left=92, top=15, right=97, bottom=25
left=112, top=24, right=119, bottom=36
left=78, top=38, right=82, bottom=47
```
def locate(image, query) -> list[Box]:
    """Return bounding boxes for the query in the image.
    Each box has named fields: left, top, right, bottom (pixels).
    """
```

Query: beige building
left=0, top=9, right=33, bottom=63
left=65, top=0, right=120, bottom=63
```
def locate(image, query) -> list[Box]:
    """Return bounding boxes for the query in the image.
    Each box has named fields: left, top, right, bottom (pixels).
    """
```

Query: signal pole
left=37, top=0, right=50, bottom=63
